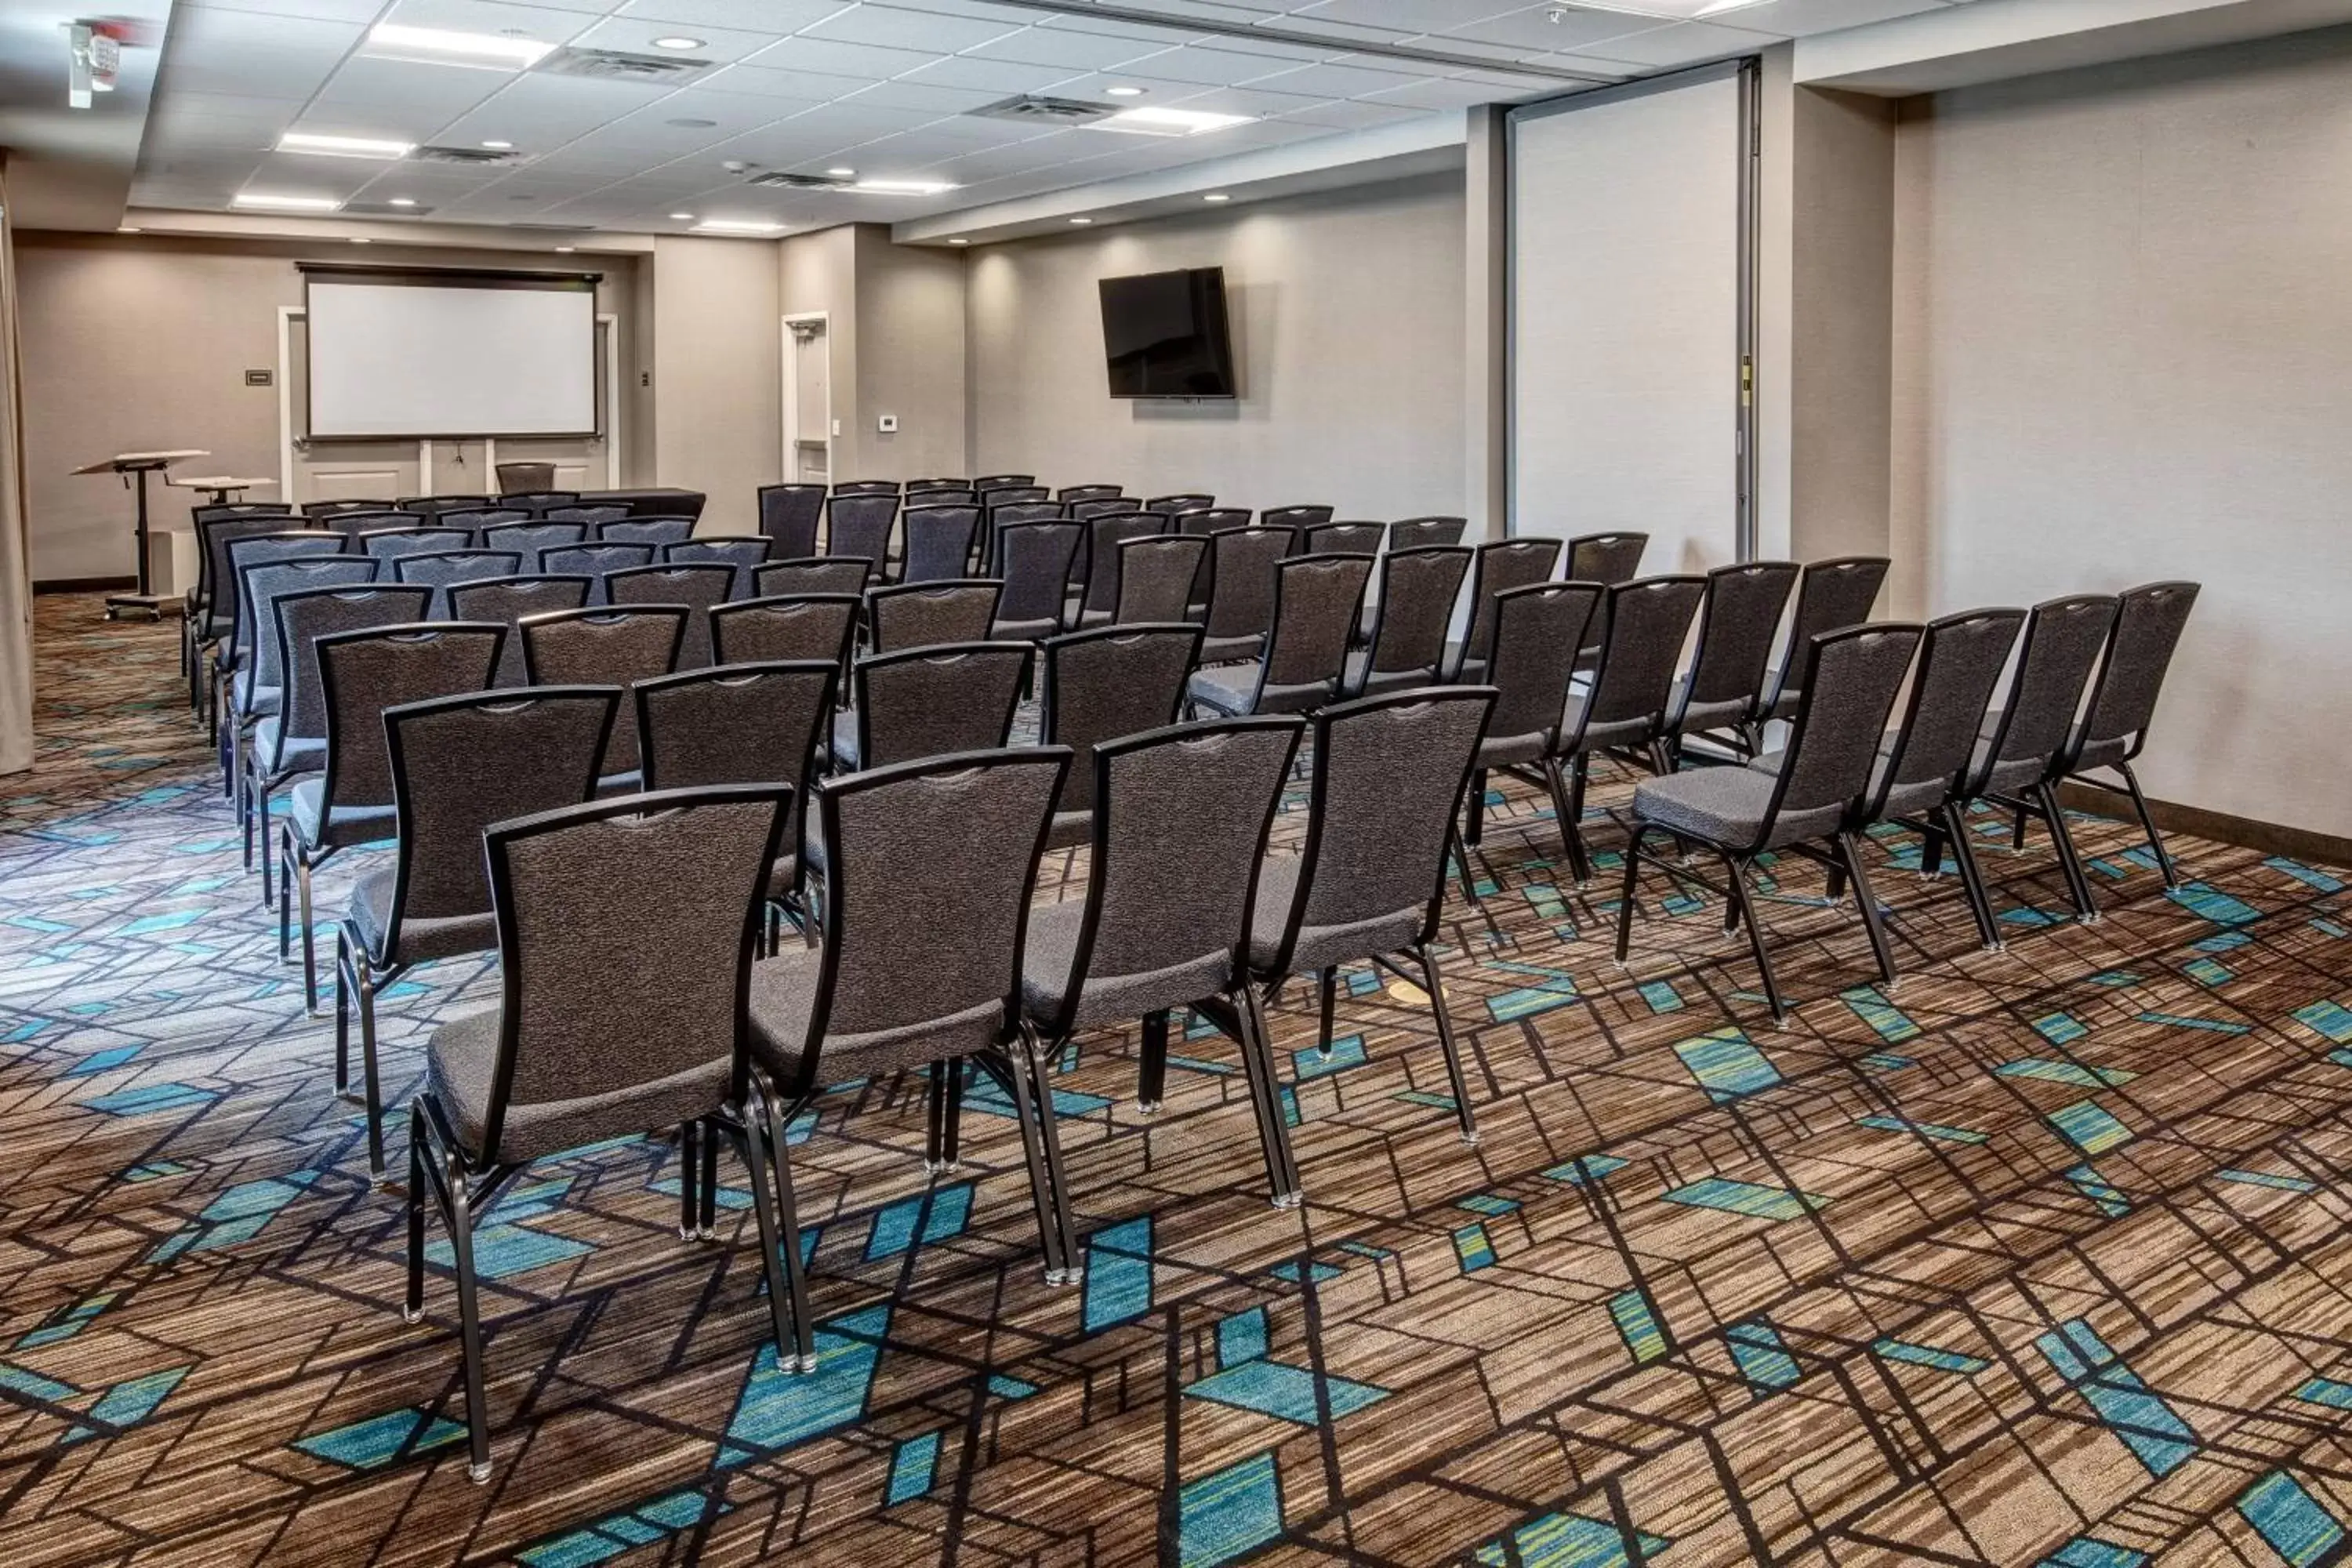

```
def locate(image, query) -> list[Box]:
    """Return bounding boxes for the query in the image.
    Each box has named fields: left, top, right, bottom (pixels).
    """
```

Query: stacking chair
left=1262, top=505, right=1334, bottom=535
left=988, top=522, right=1083, bottom=644
left=906, top=487, right=977, bottom=513
left=1936, top=593, right=2120, bottom=926
left=408, top=785, right=800, bottom=1481
left=1252, top=688, right=1496, bottom=1145
left=989, top=499, right=1066, bottom=532
left=866, top=579, right=1003, bottom=654
left=190, top=515, right=307, bottom=716
left=543, top=503, right=629, bottom=528
left=1565, top=532, right=1649, bottom=586
left=539, top=543, right=655, bottom=603
left=299, top=499, right=384, bottom=519
left=713, top=593, right=859, bottom=669
left=1186, top=554, right=1374, bottom=718
left=1614, top=623, right=1925, bottom=1026
left=439, top=509, right=528, bottom=538
left=834, top=479, right=901, bottom=496
left=833, top=642, right=1031, bottom=775
left=1449, top=539, right=1561, bottom=681
left=1665, top=561, right=1801, bottom=759
left=1177, top=509, right=1256, bottom=612
left=2056, top=582, right=2201, bottom=888
left=314, top=510, right=416, bottom=546
left=492, top=459, right=557, bottom=492
left=825, top=492, right=898, bottom=579
left=401, top=495, right=493, bottom=517
left=281, top=619, right=501, bottom=1007
left=216, top=530, right=346, bottom=728
left=974, top=473, right=1035, bottom=490
left=336, top=685, right=618, bottom=1181
left=744, top=746, right=1076, bottom=1353
left=598, top=516, right=696, bottom=549
left=362, top=527, right=474, bottom=568
left=1454, top=583, right=1605, bottom=897
left=902, top=505, right=982, bottom=583
left=1069, top=511, right=1160, bottom=619
left=665, top=535, right=772, bottom=598
left=1081, top=535, right=1205, bottom=628
left=446, top=576, right=593, bottom=685
left=1298, top=521, right=1383, bottom=557
left=1541, top=576, right=1708, bottom=884
left=608, top=564, right=735, bottom=669
left=519, top=606, right=688, bottom=788
left=907, top=476, right=968, bottom=491
left=1022, top=717, right=1305, bottom=1204
left=501, top=491, right=578, bottom=514
left=1389, top=517, right=1468, bottom=551
left=1757, top=556, right=1891, bottom=728
left=1058, top=484, right=1122, bottom=503
left=1146, top=492, right=1214, bottom=515
left=1192, top=525, right=1293, bottom=663
left=479, top=521, right=586, bottom=558
left=1069, top=496, right=1136, bottom=524
left=981, top=485, right=1048, bottom=507
left=394, top=550, right=524, bottom=617
left=223, top=548, right=373, bottom=829
left=755, top=557, right=871, bottom=598
left=1037, top=624, right=1203, bottom=849
left=757, top=483, right=827, bottom=559
left=1348, top=546, right=1472, bottom=698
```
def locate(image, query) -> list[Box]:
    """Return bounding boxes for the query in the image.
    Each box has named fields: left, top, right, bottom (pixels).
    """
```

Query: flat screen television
left=1098, top=267, right=1236, bottom=398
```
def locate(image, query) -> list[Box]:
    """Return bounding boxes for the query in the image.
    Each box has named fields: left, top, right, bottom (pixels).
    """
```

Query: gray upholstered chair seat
left=1453, top=656, right=1487, bottom=683
left=348, top=867, right=497, bottom=966
left=1345, top=650, right=1439, bottom=697
left=2069, top=728, right=2129, bottom=772
left=1187, top=665, right=1258, bottom=716
left=830, top=710, right=860, bottom=771
left=1475, top=729, right=1548, bottom=768
left=1630, top=767, right=1778, bottom=847
left=1971, top=711, right=2049, bottom=796
left=992, top=616, right=1059, bottom=644
left=234, top=681, right=283, bottom=719
left=1560, top=690, right=1650, bottom=752
left=1669, top=673, right=1753, bottom=735
left=289, top=779, right=396, bottom=851
left=250, top=718, right=325, bottom=777
left=746, top=948, right=1007, bottom=1081
left=1076, top=608, right=1115, bottom=629
left=1020, top=899, right=1233, bottom=1031
left=1042, top=808, right=1091, bottom=851
left=426, top=1006, right=734, bottom=1164
left=593, top=770, right=644, bottom=797
left=1246, top=856, right=1420, bottom=977
left=764, top=852, right=801, bottom=899
left=1196, top=632, right=1261, bottom=664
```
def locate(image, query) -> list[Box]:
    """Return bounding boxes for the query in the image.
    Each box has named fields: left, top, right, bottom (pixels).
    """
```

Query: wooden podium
left=71, top=450, right=208, bottom=619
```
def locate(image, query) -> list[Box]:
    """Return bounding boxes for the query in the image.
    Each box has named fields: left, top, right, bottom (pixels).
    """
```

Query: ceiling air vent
left=537, top=46, right=712, bottom=84
left=413, top=145, right=525, bottom=165
left=968, top=94, right=1116, bottom=125
left=747, top=172, right=852, bottom=190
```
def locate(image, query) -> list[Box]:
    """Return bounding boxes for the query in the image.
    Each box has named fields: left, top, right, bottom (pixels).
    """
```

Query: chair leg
left=1542, top=756, right=1589, bottom=888
left=1726, top=854, right=1788, bottom=1028
left=256, top=778, right=277, bottom=909
left=1940, top=804, right=2004, bottom=951
left=1612, top=823, right=1652, bottom=964
left=736, top=1087, right=809, bottom=1373
left=1138, top=1009, right=1169, bottom=1113
left=1447, top=822, right=1479, bottom=904
left=942, top=1061, right=964, bottom=1170
left=2011, top=804, right=2030, bottom=851
left=678, top=1120, right=699, bottom=1241
left=754, top=1083, right=819, bottom=1371
left=1564, top=754, right=1594, bottom=887
left=277, top=826, right=295, bottom=964
left=1236, top=985, right=1305, bottom=1207
left=698, top=1114, right=720, bottom=1239
left=998, top=1045, right=1072, bottom=1284
left=2115, top=761, right=2179, bottom=887
left=333, top=929, right=353, bottom=1095
left=1838, top=832, right=1898, bottom=989
left=294, top=837, right=320, bottom=1014
left=402, top=1102, right=427, bottom=1324
left=2039, top=782, right=2100, bottom=924
left=357, top=964, right=387, bottom=1184
left=1415, top=946, right=1478, bottom=1145
left=1462, top=768, right=1486, bottom=847
left=1315, top=971, right=1336, bottom=1058
left=445, top=1155, right=494, bottom=1483
left=1014, top=1031, right=1081, bottom=1280
left=1919, top=818, right=1947, bottom=879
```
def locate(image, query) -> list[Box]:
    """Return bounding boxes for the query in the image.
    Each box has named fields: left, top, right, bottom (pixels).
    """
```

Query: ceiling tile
left=615, top=0, right=847, bottom=27
left=1438, top=4, right=1662, bottom=53
left=183, top=0, right=387, bottom=20
left=836, top=77, right=1010, bottom=113
left=960, top=25, right=1167, bottom=70
left=797, top=2, right=1025, bottom=53
left=376, top=0, right=602, bottom=46
left=895, top=53, right=1087, bottom=92
left=1587, top=18, right=1784, bottom=65
left=1112, top=45, right=1301, bottom=86
left=566, top=16, right=782, bottom=60
left=739, top=34, right=937, bottom=80
left=1235, top=58, right=1421, bottom=97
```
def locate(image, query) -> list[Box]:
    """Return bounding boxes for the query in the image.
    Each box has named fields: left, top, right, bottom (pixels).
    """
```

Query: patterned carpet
left=5, top=595, right=2352, bottom=1567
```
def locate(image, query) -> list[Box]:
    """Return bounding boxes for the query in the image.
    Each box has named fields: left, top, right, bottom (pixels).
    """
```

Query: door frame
left=780, top=310, right=833, bottom=485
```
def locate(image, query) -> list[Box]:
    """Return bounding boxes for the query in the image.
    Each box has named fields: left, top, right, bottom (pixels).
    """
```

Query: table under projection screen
left=302, top=267, right=600, bottom=441
left=1508, top=62, right=1755, bottom=570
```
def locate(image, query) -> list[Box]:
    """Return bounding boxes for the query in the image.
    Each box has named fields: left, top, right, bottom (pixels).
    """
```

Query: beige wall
left=0, top=158, right=32, bottom=773
left=853, top=225, right=966, bottom=483
left=967, top=176, right=1467, bottom=517
left=16, top=234, right=640, bottom=581
left=1890, top=26, right=2352, bottom=838
left=779, top=225, right=857, bottom=479
left=648, top=235, right=778, bottom=535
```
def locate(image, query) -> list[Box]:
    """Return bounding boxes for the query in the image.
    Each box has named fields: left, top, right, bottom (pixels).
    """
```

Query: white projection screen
left=305, top=270, right=599, bottom=440
left=1509, top=64, right=1753, bottom=570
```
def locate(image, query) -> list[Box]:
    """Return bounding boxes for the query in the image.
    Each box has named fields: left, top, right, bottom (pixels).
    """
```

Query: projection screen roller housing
left=303, top=267, right=600, bottom=441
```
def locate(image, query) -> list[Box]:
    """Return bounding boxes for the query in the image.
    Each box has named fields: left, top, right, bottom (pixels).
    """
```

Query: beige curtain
left=0, top=155, right=32, bottom=775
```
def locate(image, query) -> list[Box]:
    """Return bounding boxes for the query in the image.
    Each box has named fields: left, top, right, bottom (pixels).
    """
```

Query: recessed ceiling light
left=1203, top=192, right=1230, bottom=202
left=692, top=218, right=786, bottom=235
left=350, top=236, right=372, bottom=244
left=555, top=245, right=576, bottom=253
left=388, top=197, right=417, bottom=208
left=948, top=238, right=969, bottom=245
left=231, top=193, right=343, bottom=212
left=365, top=24, right=554, bottom=69
left=117, top=225, right=140, bottom=234
left=1095, top=107, right=1252, bottom=138
left=846, top=178, right=957, bottom=196
left=1105, top=85, right=1145, bottom=97
left=278, top=130, right=414, bottom=160
left=481, top=140, right=514, bottom=151
left=651, top=35, right=705, bottom=50
left=1069, top=216, right=1091, bottom=225
left=825, top=167, right=855, bottom=178
left=670, top=212, right=694, bottom=221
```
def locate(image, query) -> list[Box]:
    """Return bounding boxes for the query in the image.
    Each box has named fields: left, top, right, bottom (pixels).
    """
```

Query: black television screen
left=1098, top=267, right=1236, bottom=398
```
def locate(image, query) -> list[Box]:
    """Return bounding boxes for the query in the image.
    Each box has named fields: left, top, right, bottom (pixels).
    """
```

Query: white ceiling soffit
left=122, top=0, right=1965, bottom=238
left=1795, top=0, right=2352, bottom=93
left=0, top=2, right=175, bottom=229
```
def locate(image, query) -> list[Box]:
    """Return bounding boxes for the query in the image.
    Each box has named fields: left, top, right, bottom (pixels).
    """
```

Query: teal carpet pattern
left=5, top=597, right=2352, bottom=1565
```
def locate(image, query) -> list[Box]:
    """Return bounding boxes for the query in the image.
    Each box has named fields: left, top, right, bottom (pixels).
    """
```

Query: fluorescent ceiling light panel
left=1094, top=107, right=1251, bottom=137
left=692, top=219, right=785, bottom=234
left=365, top=24, right=556, bottom=69
left=278, top=131, right=414, bottom=160
left=232, top=193, right=344, bottom=212
left=848, top=179, right=957, bottom=195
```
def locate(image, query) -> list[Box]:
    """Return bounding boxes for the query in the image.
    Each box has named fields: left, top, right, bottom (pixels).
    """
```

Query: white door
left=783, top=314, right=831, bottom=485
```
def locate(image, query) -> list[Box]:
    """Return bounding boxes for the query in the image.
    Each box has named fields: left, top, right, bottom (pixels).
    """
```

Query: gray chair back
left=902, top=505, right=982, bottom=583
left=906, top=488, right=976, bottom=513
left=852, top=642, right=1031, bottom=770
left=1766, top=555, right=1891, bottom=715
left=834, top=480, right=901, bottom=496
left=296, top=500, right=373, bottom=519
left=481, top=521, right=587, bottom=557
left=394, top=550, right=524, bottom=617
left=1675, top=561, right=1800, bottom=735
left=439, top=509, right=528, bottom=537
left=1058, top=484, right=1121, bottom=503
left=1757, top=623, right=1924, bottom=850
left=1041, top=624, right=1203, bottom=820
left=520, top=607, right=688, bottom=779
left=712, top=593, right=859, bottom=667
left=378, top=687, right=617, bottom=955
left=362, top=527, right=473, bottom=565
left=1178, top=510, right=1256, bottom=608
left=758, top=483, right=828, bottom=558
left=755, top=557, right=870, bottom=598
left=1388, top=517, right=1467, bottom=551
left=868, top=579, right=1003, bottom=654
left=1564, top=575, right=1707, bottom=753
left=975, top=474, right=1035, bottom=489
left=1457, top=539, right=1561, bottom=674
left=314, top=511, right=416, bottom=545
left=1298, top=521, right=1383, bottom=557
left=826, top=493, right=898, bottom=572
left=637, top=664, right=834, bottom=867
left=448, top=575, right=594, bottom=686
left=503, top=491, right=579, bottom=514
left=1262, top=505, right=1334, bottom=535
left=664, top=535, right=771, bottom=598
left=1254, top=554, right=1374, bottom=710
left=989, top=500, right=1066, bottom=532
left=1484, top=583, right=1602, bottom=758
left=608, top=564, right=733, bottom=669
left=240, top=555, right=378, bottom=699
left=1869, top=608, right=2026, bottom=823
left=317, top=623, right=506, bottom=826
left=1076, top=511, right=1160, bottom=611
left=543, top=504, right=629, bottom=527
left=788, top=749, right=1069, bottom=1087
left=990, top=522, right=1082, bottom=637
left=982, top=485, right=1048, bottom=506
left=1069, top=496, right=1134, bottom=523
left=1039, top=717, right=1300, bottom=1036
left=539, top=543, right=655, bottom=604
left=494, top=461, right=557, bottom=493
left=1200, top=526, right=1293, bottom=644
left=1358, top=546, right=1471, bottom=691
left=1146, top=493, right=1214, bottom=515
left=470, top=785, right=786, bottom=1162
left=1969, top=593, right=2118, bottom=797
left=267, top=585, right=434, bottom=760
left=598, top=516, right=695, bottom=549
left=1112, top=536, right=1206, bottom=624
left=2069, top=582, right=2200, bottom=769
left=198, top=518, right=310, bottom=641
left=401, top=495, right=492, bottom=516
left=1565, top=532, right=1648, bottom=586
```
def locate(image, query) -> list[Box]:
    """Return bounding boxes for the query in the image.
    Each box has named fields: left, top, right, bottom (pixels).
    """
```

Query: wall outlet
left=831, top=417, right=841, bottom=437
left=877, top=413, right=898, bottom=434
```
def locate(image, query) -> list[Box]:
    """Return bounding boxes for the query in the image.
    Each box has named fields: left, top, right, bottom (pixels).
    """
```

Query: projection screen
left=1509, top=62, right=1755, bottom=570
left=304, top=269, right=599, bottom=440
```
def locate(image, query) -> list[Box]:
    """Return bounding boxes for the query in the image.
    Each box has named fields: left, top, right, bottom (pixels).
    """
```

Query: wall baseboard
left=2059, top=780, right=2352, bottom=872
left=33, top=575, right=136, bottom=595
